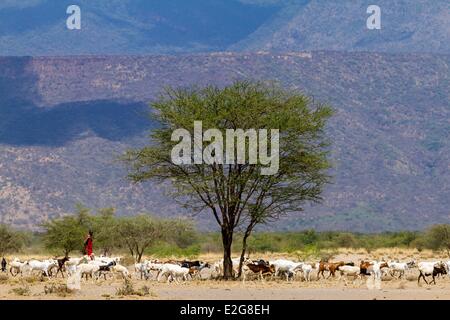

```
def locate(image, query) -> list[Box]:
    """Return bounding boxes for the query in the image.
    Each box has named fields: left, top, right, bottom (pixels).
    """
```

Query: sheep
left=418, top=261, right=447, bottom=285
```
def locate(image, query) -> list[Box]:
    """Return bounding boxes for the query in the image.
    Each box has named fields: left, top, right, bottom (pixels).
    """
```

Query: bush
left=44, top=284, right=74, bottom=297
left=116, top=278, right=155, bottom=297
left=10, top=284, right=30, bottom=296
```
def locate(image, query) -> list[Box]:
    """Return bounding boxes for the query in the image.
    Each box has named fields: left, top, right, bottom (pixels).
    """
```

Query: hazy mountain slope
left=232, top=0, right=450, bottom=53
left=0, top=52, right=449, bottom=231
left=0, top=0, right=448, bottom=55
left=0, top=0, right=279, bottom=55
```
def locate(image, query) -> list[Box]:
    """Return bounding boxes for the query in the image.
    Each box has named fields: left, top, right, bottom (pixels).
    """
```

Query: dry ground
left=1, top=248, right=449, bottom=300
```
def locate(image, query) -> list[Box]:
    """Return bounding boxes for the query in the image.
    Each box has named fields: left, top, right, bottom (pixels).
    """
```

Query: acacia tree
left=0, top=224, right=27, bottom=257
left=42, top=215, right=86, bottom=256
left=91, top=207, right=118, bottom=256
left=125, top=81, right=333, bottom=278
left=115, top=215, right=168, bottom=262
left=424, top=224, right=450, bottom=257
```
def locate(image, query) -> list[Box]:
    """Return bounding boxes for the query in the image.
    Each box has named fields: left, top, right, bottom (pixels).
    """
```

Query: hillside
left=0, top=52, right=449, bottom=232
left=0, top=0, right=448, bottom=55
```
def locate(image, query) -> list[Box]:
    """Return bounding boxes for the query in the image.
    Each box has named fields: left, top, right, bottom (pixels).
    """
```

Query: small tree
left=0, top=224, right=27, bottom=257
left=424, top=224, right=450, bottom=257
left=167, top=218, right=198, bottom=249
left=91, top=208, right=118, bottom=256
left=115, top=215, right=168, bottom=262
left=42, top=216, right=86, bottom=256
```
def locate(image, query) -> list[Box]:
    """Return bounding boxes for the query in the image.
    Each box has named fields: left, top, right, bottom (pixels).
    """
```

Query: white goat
left=26, top=259, right=57, bottom=278
left=112, top=264, right=130, bottom=279
left=157, top=264, right=190, bottom=283
left=65, top=256, right=88, bottom=274
left=77, top=263, right=100, bottom=280
left=337, top=265, right=361, bottom=285
left=293, top=263, right=313, bottom=282
left=213, top=258, right=250, bottom=277
left=9, top=258, right=27, bottom=277
left=269, top=259, right=302, bottom=281
left=387, top=261, right=415, bottom=279
left=418, top=261, right=447, bottom=285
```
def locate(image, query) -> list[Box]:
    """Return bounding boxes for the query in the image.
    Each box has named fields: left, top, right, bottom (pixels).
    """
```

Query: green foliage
left=422, top=224, right=450, bottom=256
left=90, top=207, right=118, bottom=256
left=115, top=215, right=164, bottom=260
left=115, top=214, right=185, bottom=262
left=0, top=224, right=28, bottom=256
left=42, top=215, right=87, bottom=256
left=147, top=243, right=201, bottom=258
left=166, top=218, right=198, bottom=249
left=124, top=80, right=333, bottom=278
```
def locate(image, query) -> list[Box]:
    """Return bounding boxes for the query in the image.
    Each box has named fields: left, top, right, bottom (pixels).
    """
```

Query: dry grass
left=0, top=248, right=448, bottom=300
left=9, top=283, right=31, bottom=296
left=44, top=283, right=75, bottom=297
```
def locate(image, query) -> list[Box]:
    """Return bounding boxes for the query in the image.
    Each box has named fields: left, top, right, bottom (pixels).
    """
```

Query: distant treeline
left=1, top=206, right=450, bottom=259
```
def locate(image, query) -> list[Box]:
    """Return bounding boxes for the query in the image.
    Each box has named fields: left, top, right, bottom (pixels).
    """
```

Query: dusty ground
left=2, top=248, right=449, bottom=300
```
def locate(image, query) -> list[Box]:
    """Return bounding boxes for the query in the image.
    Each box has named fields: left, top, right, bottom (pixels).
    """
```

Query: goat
left=387, top=261, right=415, bottom=279
left=135, top=261, right=152, bottom=280
left=181, top=260, right=201, bottom=268
left=188, top=262, right=211, bottom=280
left=337, top=265, right=362, bottom=285
left=157, top=264, right=190, bottom=283
left=77, top=263, right=100, bottom=281
left=1, top=258, right=7, bottom=272
left=94, top=261, right=116, bottom=280
left=213, top=257, right=251, bottom=278
left=65, top=256, right=89, bottom=276
left=269, top=259, right=302, bottom=281
left=52, top=256, right=70, bottom=278
left=293, top=263, right=313, bottom=282
left=9, top=258, right=27, bottom=277
left=317, top=261, right=345, bottom=279
left=26, top=259, right=57, bottom=278
left=112, top=264, right=130, bottom=279
left=242, top=263, right=275, bottom=282
left=418, top=261, right=447, bottom=285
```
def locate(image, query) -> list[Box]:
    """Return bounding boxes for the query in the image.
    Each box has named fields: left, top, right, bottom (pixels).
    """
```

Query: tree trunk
left=237, top=228, right=252, bottom=278
left=221, top=227, right=234, bottom=279
left=137, top=250, right=143, bottom=263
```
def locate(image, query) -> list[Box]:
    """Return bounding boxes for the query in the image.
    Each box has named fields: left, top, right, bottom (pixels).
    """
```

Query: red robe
left=85, top=237, right=93, bottom=256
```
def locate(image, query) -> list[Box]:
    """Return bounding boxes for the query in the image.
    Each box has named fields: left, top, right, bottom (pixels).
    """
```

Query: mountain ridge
left=0, top=51, right=449, bottom=232
left=0, top=0, right=448, bottom=55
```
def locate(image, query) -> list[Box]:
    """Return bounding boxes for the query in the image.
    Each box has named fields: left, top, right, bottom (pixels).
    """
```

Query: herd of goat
left=1, top=256, right=449, bottom=286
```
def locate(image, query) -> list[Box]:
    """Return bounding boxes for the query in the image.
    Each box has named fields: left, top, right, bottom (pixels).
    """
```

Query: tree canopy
left=125, top=80, right=333, bottom=278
